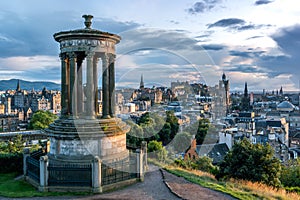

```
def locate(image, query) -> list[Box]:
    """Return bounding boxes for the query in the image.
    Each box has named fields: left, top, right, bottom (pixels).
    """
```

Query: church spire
left=140, top=74, right=144, bottom=89
left=244, top=82, right=248, bottom=97
left=16, top=79, right=21, bottom=92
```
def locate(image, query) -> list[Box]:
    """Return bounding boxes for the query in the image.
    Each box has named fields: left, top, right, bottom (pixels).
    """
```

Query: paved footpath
left=0, top=165, right=236, bottom=200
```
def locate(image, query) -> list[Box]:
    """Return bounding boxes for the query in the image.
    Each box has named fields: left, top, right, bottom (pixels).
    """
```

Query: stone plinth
left=46, top=118, right=130, bottom=163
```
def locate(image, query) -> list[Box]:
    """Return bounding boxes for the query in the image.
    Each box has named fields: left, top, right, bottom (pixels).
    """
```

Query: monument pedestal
left=47, top=118, right=130, bottom=163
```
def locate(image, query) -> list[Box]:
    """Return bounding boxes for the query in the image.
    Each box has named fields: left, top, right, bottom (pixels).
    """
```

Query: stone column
left=141, top=141, right=148, bottom=170
left=101, top=53, right=110, bottom=118
left=93, top=56, right=99, bottom=115
left=136, top=149, right=144, bottom=181
left=60, top=53, right=68, bottom=116
left=77, top=56, right=84, bottom=114
left=92, top=156, right=102, bottom=193
left=39, top=155, right=48, bottom=192
left=23, top=147, right=30, bottom=176
left=109, top=54, right=116, bottom=117
left=69, top=52, right=77, bottom=117
left=86, top=51, right=95, bottom=118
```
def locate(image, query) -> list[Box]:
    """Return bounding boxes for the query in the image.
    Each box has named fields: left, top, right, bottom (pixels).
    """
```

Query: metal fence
left=26, top=149, right=45, bottom=183
left=48, top=161, right=92, bottom=187
left=101, top=156, right=137, bottom=186
left=26, top=156, right=40, bottom=182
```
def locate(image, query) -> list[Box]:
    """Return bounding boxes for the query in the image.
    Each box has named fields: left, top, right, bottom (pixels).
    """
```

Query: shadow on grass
left=0, top=173, right=91, bottom=198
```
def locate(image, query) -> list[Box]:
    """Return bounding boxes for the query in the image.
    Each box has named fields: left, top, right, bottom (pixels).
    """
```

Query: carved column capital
left=67, top=52, right=77, bottom=59
left=86, top=51, right=95, bottom=59
left=100, top=53, right=109, bottom=64
left=108, top=54, right=116, bottom=63
left=59, top=53, right=67, bottom=60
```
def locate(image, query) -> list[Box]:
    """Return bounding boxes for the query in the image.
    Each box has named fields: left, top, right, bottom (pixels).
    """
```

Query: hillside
left=0, top=79, right=60, bottom=91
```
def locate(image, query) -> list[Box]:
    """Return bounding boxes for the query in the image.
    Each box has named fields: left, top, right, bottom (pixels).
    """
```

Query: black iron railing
left=26, top=156, right=40, bottom=182
left=48, top=162, right=92, bottom=187
left=26, top=149, right=45, bottom=183
left=101, top=156, right=137, bottom=186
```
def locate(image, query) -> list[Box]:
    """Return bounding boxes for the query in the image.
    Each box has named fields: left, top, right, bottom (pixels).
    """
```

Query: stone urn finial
left=82, top=14, right=93, bottom=29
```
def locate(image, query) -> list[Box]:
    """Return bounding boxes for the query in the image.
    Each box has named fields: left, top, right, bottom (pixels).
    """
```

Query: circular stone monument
left=43, top=15, right=132, bottom=192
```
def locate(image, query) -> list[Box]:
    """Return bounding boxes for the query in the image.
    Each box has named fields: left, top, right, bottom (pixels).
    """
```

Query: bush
left=216, top=139, right=281, bottom=187
left=280, top=159, right=300, bottom=187
left=174, top=156, right=218, bottom=175
left=0, top=153, right=23, bottom=174
left=195, top=156, right=219, bottom=175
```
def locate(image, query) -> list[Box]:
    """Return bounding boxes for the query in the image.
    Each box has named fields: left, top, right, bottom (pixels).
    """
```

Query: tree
left=216, top=139, right=281, bottom=187
left=148, top=140, right=167, bottom=161
left=126, top=120, right=144, bottom=148
left=29, top=110, right=58, bottom=130
left=157, top=111, right=179, bottom=145
left=169, top=131, right=192, bottom=153
left=148, top=140, right=163, bottom=152
left=280, top=159, right=300, bottom=187
left=185, top=118, right=210, bottom=145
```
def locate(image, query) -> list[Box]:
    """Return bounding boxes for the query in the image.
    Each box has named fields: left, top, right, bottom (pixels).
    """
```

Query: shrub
left=0, top=153, right=23, bottom=174
left=280, top=159, right=300, bottom=187
left=216, top=139, right=281, bottom=187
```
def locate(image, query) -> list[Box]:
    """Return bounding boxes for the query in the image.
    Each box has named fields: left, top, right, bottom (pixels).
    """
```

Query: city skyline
left=0, top=0, right=299, bottom=91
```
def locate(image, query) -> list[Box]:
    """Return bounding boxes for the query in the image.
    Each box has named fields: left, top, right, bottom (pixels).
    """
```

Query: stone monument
left=33, top=15, right=137, bottom=192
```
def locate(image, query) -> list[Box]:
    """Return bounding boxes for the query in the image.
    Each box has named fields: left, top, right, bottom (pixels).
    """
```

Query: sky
left=0, top=0, right=300, bottom=92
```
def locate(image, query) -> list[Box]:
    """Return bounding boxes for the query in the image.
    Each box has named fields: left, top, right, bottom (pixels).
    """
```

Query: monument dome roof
left=277, top=100, right=295, bottom=111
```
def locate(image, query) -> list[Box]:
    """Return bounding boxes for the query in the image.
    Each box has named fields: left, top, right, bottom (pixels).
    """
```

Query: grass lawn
left=0, top=173, right=90, bottom=198
left=165, top=166, right=300, bottom=200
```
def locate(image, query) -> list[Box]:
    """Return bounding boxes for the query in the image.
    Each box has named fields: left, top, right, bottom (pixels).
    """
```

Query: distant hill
left=0, top=79, right=60, bottom=91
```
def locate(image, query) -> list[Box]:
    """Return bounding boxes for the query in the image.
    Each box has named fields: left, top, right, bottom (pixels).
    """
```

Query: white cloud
left=0, top=55, right=59, bottom=71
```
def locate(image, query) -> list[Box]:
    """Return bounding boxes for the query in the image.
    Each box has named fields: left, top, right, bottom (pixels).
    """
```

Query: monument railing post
left=23, top=147, right=30, bottom=176
left=39, top=155, right=48, bottom=192
left=92, top=156, right=102, bottom=193
left=136, top=149, right=144, bottom=181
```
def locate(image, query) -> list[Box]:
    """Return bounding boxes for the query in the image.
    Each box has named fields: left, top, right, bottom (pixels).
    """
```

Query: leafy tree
left=148, top=140, right=163, bottom=152
left=148, top=140, right=168, bottom=161
left=280, top=159, right=300, bottom=187
left=195, top=156, right=218, bottom=175
left=29, top=110, right=58, bottom=130
left=0, top=134, right=24, bottom=154
left=169, top=131, right=192, bottom=153
left=185, top=118, right=210, bottom=145
left=126, top=120, right=144, bottom=148
left=157, top=111, right=179, bottom=145
left=166, top=111, right=179, bottom=139
left=216, top=139, right=281, bottom=187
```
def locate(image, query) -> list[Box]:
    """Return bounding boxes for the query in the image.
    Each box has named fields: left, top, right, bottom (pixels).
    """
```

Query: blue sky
left=0, top=0, right=300, bottom=91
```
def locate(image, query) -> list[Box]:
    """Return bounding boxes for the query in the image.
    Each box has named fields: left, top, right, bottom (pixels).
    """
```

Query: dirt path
left=161, top=169, right=236, bottom=200
left=0, top=165, right=236, bottom=200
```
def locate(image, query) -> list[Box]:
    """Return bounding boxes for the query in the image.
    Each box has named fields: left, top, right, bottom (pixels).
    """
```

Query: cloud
left=208, top=18, right=245, bottom=28
left=256, top=24, right=300, bottom=84
left=201, top=44, right=225, bottom=51
left=229, top=50, right=265, bottom=58
left=228, top=72, right=296, bottom=91
left=169, top=20, right=179, bottom=25
left=254, top=0, right=273, bottom=6
left=208, top=18, right=272, bottom=32
left=187, top=0, right=221, bottom=14
left=114, top=28, right=225, bottom=87
left=246, top=36, right=264, bottom=40
left=0, top=11, right=141, bottom=58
